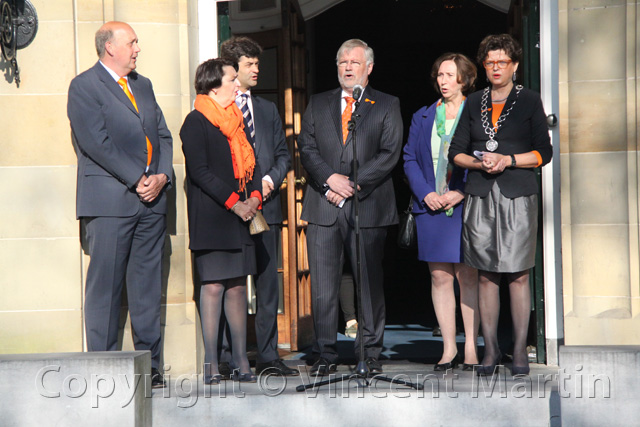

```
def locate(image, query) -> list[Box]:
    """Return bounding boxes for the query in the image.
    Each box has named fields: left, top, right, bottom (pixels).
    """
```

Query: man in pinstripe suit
left=298, top=39, right=403, bottom=376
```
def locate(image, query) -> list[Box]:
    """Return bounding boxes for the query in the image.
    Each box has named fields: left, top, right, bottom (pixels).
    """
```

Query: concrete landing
left=151, top=361, right=561, bottom=426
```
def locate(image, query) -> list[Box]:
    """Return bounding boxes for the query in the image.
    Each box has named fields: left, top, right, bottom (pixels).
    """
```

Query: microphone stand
left=296, top=93, right=422, bottom=393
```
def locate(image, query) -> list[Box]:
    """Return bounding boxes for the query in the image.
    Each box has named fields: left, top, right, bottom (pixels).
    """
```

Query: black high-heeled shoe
left=434, top=354, right=459, bottom=371
left=511, top=364, right=530, bottom=376
left=204, top=374, right=223, bottom=385
left=476, top=353, right=502, bottom=376
left=232, top=371, right=257, bottom=383
left=462, top=363, right=479, bottom=371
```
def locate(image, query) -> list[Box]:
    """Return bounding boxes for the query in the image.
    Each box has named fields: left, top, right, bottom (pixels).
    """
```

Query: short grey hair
left=336, top=39, right=374, bottom=66
left=95, top=27, right=113, bottom=58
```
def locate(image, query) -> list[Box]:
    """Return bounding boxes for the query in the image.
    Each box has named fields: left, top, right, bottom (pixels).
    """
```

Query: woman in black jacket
left=180, top=58, right=263, bottom=384
left=449, top=34, right=552, bottom=376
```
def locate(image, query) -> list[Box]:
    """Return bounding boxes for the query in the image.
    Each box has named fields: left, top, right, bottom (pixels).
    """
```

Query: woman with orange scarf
left=180, top=58, right=263, bottom=384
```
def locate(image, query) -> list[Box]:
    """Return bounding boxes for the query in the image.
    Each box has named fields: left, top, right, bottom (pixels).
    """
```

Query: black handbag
left=397, top=196, right=417, bottom=250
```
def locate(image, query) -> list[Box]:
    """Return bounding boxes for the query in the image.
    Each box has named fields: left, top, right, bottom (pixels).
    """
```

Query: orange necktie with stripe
left=118, top=77, right=153, bottom=167
left=342, top=96, right=356, bottom=144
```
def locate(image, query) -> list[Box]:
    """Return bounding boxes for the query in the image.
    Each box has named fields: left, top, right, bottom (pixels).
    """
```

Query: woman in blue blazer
left=403, top=53, right=479, bottom=371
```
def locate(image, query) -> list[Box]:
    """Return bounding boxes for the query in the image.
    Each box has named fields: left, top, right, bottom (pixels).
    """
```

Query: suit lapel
left=94, top=63, right=140, bottom=118
left=128, top=72, right=146, bottom=124
left=249, top=96, right=261, bottom=155
left=424, top=105, right=435, bottom=172
left=329, top=89, right=343, bottom=147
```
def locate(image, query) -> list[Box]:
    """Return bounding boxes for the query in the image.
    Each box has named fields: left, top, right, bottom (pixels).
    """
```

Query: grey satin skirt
left=462, top=182, right=538, bottom=273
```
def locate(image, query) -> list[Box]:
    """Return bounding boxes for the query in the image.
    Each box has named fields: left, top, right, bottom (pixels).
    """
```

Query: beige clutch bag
left=249, top=211, right=270, bottom=235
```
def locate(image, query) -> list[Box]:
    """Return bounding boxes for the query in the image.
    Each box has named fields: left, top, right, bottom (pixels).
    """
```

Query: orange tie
left=342, top=96, right=356, bottom=144
left=118, top=77, right=153, bottom=167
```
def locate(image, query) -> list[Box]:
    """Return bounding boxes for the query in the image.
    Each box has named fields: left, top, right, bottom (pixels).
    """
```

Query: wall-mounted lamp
left=0, top=0, right=38, bottom=87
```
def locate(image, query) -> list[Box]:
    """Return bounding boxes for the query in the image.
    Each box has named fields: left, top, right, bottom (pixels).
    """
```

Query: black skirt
left=194, top=243, right=256, bottom=282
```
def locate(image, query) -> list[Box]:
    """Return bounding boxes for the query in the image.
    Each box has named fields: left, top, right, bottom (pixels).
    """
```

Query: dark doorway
left=305, top=0, right=509, bottom=327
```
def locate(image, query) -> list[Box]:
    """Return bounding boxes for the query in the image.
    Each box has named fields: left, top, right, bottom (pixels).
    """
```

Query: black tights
left=200, top=277, right=251, bottom=376
left=478, top=270, right=530, bottom=368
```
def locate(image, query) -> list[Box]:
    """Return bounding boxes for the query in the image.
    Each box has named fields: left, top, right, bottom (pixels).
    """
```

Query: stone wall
left=560, top=0, right=640, bottom=343
left=0, top=0, right=201, bottom=374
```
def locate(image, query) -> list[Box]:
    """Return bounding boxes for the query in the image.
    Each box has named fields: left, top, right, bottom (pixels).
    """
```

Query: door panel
left=509, top=0, right=546, bottom=364
left=237, top=0, right=313, bottom=352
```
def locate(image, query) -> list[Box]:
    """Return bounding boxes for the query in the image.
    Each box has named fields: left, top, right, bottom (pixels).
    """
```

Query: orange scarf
left=194, top=94, right=255, bottom=192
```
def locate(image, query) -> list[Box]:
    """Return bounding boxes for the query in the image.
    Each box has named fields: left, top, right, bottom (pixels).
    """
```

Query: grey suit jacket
left=251, top=96, right=291, bottom=225
left=298, top=86, right=403, bottom=227
left=67, top=62, right=173, bottom=218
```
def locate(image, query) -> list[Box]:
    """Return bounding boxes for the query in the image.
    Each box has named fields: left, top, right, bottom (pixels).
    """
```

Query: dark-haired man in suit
left=67, top=21, right=172, bottom=387
left=219, top=36, right=295, bottom=377
left=298, top=39, right=403, bottom=376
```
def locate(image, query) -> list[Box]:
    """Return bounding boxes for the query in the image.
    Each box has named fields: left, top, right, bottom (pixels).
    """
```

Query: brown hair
left=430, top=52, right=477, bottom=96
left=220, top=36, right=263, bottom=63
left=476, top=34, right=522, bottom=65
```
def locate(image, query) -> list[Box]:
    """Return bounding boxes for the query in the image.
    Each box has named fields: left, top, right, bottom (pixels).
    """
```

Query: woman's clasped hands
left=423, top=190, right=464, bottom=212
left=232, top=197, right=260, bottom=222
left=481, top=152, right=509, bottom=174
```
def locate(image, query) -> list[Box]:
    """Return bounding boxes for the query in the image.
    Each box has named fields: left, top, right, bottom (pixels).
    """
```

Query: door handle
left=283, top=177, right=306, bottom=186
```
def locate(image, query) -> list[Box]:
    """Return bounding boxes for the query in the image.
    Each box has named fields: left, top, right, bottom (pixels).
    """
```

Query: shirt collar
left=99, top=60, right=124, bottom=83
left=237, top=89, right=252, bottom=99
left=341, top=87, right=364, bottom=101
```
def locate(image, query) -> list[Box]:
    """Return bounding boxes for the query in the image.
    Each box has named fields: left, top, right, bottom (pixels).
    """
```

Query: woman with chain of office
left=448, top=34, right=552, bottom=376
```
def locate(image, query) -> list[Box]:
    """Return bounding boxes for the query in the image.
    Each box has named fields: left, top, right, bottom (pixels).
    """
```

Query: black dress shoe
left=310, top=357, right=337, bottom=376
left=151, top=368, right=166, bottom=388
left=365, top=357, right=383, bottom=375
left=218, top=362, right=232, bottom=380
left=434, top=354, right=459, bottom=372
left=256, top=359, right=300, bottom=376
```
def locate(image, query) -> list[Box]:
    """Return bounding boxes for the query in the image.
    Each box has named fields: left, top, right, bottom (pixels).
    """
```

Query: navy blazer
left=448, top=86, right=552, bottom=198
left=249, top=95, right=291, bottom=225
left=68, top=62, right=173, bottom=218
left=180, top=110, right=262, bottom=251
left=403, top=102, right=466, bottom=214
left=298, top=86, right=403, bottom=227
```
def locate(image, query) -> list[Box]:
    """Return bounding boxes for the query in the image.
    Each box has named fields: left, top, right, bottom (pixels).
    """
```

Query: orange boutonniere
left=365, top=98, right=375, bottom=104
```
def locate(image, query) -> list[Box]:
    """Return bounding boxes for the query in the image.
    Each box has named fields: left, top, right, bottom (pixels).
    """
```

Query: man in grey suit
left=67, top=21, right=172, bottom=387
left=298, top=39, right=402, bottom=376
left=219, top=37, right=296, bottom=376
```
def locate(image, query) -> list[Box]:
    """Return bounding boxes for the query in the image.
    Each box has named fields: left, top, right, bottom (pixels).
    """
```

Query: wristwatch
left=510, top=154, right=517, bottom=168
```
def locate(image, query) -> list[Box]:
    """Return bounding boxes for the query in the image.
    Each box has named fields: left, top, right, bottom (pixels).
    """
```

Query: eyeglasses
left=483, top=60, right=513, bottom=69
left=337, top=60, right=363, bottom=68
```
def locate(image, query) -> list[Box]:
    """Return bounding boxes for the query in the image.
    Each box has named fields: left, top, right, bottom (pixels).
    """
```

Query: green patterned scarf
left=434, top=98, right=465, bottom=216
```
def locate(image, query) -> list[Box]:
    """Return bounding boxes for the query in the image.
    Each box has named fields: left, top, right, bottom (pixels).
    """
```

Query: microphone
left=352, top=85, right=363, bottom=102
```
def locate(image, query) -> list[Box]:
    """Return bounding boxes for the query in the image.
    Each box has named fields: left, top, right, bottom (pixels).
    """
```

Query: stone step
left=151, top=363, right=561, bottom=426
left=0, top=351, right=152, bottom=427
